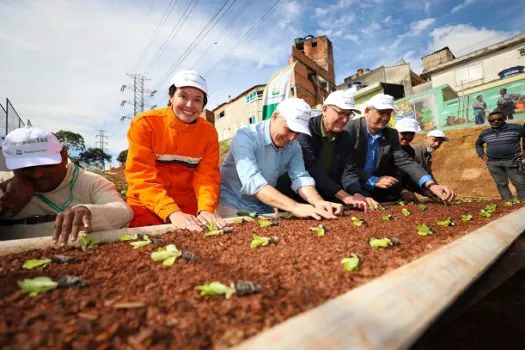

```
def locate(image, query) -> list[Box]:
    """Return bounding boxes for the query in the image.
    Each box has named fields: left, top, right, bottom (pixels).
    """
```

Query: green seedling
left=196, top=281, right=236, bottom=299
left=150, top=244, right=182, bottom=266
left=401, top=208, right=411, bottom=217
left=484, top=204, right=497, bottom=213
left=512, top=199, right=520, bottom=204
left=236, top=211, right=258, bottom=218
left=398, top=200, right=406, bottom=206
left=351, top=216, right=367, bottom=227
left=377, top=205, right=386, bottom=211
left=250, top=234, right=280, bottom=249
left=257, top=219, right=279, bottom=228
left=452, top=199, right=463, bottom=205
left=18, top=277, right=58, bottom=297
left=79, top=236, right=99, bottom=251
left=416, top=224, right=433, bottom=236
left=341, top=253, right=361, bottom=272
left=369, top=237, right=400, bottom=248
left=22, top=258, right=51, bottom=270
left=418, top=204, right=428, bottom=211
left=504, top=201, right=513, bottom=207
left=310, top=224, right=327, bottom=237
left=203, top=227, right=233, bottom=237
left=437, top=217, right=455, bottom=227
left=130, top=235, right=151, bottom=249
left=382, top=214, right=394, bottom=221
left=119, top=233, right=138, bottom=241
left=479, top=209, right=492, bottom=218
left=461, top=214, right=473, bottom=222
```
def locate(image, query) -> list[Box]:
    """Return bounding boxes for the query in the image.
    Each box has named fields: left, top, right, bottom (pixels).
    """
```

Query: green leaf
left=130, top=240, right=151, bottom=249
left=437, top=217, right=455, bottom=227
left=196, top=281, right=236, bottom=299
left=479, top=209, right=492, bottom=218
left=257, top=219, right=272, bottom=228
left=369, top=237, right=399, bottom=248
left=310, top=224, right=326, bottom=237
left=452, top=199, right=463, bottom=205
left=79, top=235, right=99, bottom=251
left=119, top=234, right=138, bottom=241
left=351, top=216, right=366, bottom=227
left=416, top=224, right=433, bottom=236
left=484, top=204, right=497, bottom=213
left=341, top=254, right=360, bottom=272
left=163, top=256, right=177, bottom=266
left=248, top=212, right=258, bottom=218
left=512, top=199, right=520, bottom=204
left=382, top=214, right=394, bottom=221
left=150, top=244, right=182, bottom=264
left=401, top=208, right=411, bottom=217
left=250, top=234, right=270, bottom=249
left=22, top=258, right=51, bottom=270
left=377, top=205, right=386, bottom=211
left=204, top=229, right=223, bottom=237
left=461, top=214, right=473, bottom=222
left=418, top=204, right=428, bottom=211
left=398, top=200, right=406, bottom=206
left=206, top=222, right=218, bottom=231
left=18, top=277, right=58, bottom=297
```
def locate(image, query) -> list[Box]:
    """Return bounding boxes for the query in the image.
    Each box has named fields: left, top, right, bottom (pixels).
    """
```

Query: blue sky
left=0, top=0, right=523, bottom=165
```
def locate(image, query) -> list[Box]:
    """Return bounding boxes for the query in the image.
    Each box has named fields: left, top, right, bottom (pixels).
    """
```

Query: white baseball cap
left=324, top=90, right=361, bottom=114
left=366, top=94, right=399, bottom=111
left=427, top=129, right=449, bottom=141
left=276, top=98, right=313, bottom=136
left=170, top=70, right=208, bottom=95
left=395, top=118, right=420, bottom=133
left=2, top=127, right=63, bottom=170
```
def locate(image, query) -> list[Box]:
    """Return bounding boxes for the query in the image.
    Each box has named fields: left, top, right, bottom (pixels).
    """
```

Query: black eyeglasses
left=328, top=106, right=354, bottom=119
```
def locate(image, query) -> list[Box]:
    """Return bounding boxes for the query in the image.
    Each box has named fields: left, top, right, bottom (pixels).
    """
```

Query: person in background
left=0, top=127, right=133, bottom=243
left=219, top=98, right=342, bottom=219
left=125, top=70, right=224, bottom=232
left=475, top=111, right=525, bottom=201
left=393, top=117, right=421, bottom=201
left=497, top=88, right=516, bottom=120
left=472, top=95, right=487, bottom=125
left=412, top=129, right=449, bottom=180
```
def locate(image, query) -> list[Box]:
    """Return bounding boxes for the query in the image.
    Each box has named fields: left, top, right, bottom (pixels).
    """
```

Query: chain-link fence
left=1, top=98, right=31, bottom=139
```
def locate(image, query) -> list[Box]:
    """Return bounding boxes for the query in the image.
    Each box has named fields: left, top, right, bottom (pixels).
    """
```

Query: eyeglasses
left=328, top=105, right=354, bottom=119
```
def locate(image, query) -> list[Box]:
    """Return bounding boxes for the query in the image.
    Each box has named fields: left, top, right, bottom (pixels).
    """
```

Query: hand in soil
left=313, top=200, right=343, bottom=216
left=342, top=193, right=371, bottom=212
left=290, top=203, right=335, bottom=220
left=168, top=211, right=203, bottom=232
left=428, top=184, right=456, bottom=203
left=53, top=206, right=92, bottom=246
left=197, top=210, right=226, bottom=229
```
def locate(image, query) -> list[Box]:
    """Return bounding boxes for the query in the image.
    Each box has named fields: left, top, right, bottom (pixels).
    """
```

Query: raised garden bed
left=0, top=200, right=524, bottom=349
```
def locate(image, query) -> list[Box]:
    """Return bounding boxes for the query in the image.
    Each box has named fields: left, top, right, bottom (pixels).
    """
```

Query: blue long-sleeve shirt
left=220, top=120, right=315, bottom=213
left=475, top=123, right=525, bottom=161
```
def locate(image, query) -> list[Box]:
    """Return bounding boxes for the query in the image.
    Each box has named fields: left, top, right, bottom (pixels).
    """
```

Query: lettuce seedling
left=512, top=199, right=520, bottom=204
left=351, top=216, right=367, bottom=227
left=382, top=214, right=394, bottom=221
left=203, top=227, right=233, bottom=237
left=130, top=235, right=152, bottom=249
left=196, top=281, right=236, bottom=299
left=22, top=258, right=51, bottom=270
left=236, top=210, right=258, bottom=218
left=461, top=214, right=473, bottom=222
left=79, top=236, right=99, bottom=251
left=377, top=204, right=386, bottom=211
left=18, top=277, right=58, bottom=297
left=250, top=234, right=280, bottom=249
left=416, top=224, right=433, bottom=236
left=119, top=233, right=138, bottom=241
left=504, top=201, right=513, bottom=207
left=310, top=224, right=327, bottom=237
left=452, top=199, right=463, bottom=205
left=341, top=253, right=361, bottom=272
left=369, top=237, right=400, bottom=248
left=257, top=219, right=279, bottom=228
left=398, top=200, right=406, bottom=206
left=484, top=204, right=497, bottom=213
left=150, top=244, right=182, bottom=266
left=418, top=204, right=428, bottom=211
left=401, top=208, right=411, bottom=217
left=479, top=209, right=492, bottom=218
left=437, top=217, right=455, bottom=227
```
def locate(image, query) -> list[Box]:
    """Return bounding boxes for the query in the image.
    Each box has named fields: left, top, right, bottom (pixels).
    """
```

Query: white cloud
left=424, top=1, right=432, bottom=13
left=314, top=0, right=354, bottom=19
left=383, top=16, right=393, bottom=25
left=344, top=34, right=359, bottom=43
left=451, top=0, right=476, bottom=14
left=410, top=18, right=435, bottom=35
left=361, top=22, right=381, bottom=34
left=0, top=32, right=40, bottom=51
left=278, top=1, right=302, bottom=29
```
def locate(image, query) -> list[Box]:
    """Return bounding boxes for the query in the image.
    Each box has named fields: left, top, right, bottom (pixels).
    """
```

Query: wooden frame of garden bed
left=1, top=208, right=524, bottom=349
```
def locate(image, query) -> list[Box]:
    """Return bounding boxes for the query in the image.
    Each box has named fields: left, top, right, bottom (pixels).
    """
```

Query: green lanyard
left=37, top=164, right=80, bottom=213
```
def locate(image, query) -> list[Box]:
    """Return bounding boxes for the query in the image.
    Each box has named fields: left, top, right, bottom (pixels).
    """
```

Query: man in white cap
left=219, top=97, right=342, bottom=219
left=0, top=127, right=133, bottom=242
left=278, top=90, right=377, bottom=211
left=344, top=94, right=456, bottom=203
left=412, top=129, right=449, bottom=179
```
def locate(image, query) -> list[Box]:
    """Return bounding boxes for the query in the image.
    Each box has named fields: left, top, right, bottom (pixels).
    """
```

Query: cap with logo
left=427, top=129, right=449, bottom=141
left=395, top=117, right=420, bottom=133
left=1, top=127, right=62, bottom=170
left=323, top=90, right=361, bottom=114
left=366, top=93, right=399, bottom=112
left=170, top=70, right=208, bottom=95
left=276, top=98, right=313, bottom=136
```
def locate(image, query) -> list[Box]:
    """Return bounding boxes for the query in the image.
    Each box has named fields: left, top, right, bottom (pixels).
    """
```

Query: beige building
left=421, top=33, right=525, bottom=91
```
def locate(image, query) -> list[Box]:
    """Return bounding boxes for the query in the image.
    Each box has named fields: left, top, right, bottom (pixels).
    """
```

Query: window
left=257, top=90, right=263, bottom=100
left=249, top=115, right=257, bottom=124
left=455, top=63, right=483, bottom=86
left=218, top=111, right=225, bottom=119
left=519, top=47, right=525, bottom=57
left=245, top=91, right=258, bottom=103
left=311, top=41, right=318, bottom=48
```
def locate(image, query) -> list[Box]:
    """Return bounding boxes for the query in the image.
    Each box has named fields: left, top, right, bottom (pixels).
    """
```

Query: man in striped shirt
left=475, top=111, right=525, bottom=201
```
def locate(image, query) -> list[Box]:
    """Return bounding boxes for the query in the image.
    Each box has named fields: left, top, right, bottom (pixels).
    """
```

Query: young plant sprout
left=418, top=204, right=428, bottom=211
left=377, top=204, right=386, bottom=211
left=250, top=234, right=280, bottom=249
left=257, top=219, right=279, bottom=228
left=452, top=199, right=463, bottom=205
left=310, top=224, right=327, bottom=237
left=484, top=204, right=497, bottom=213
left=196, top=280, right=261, bottom=299
left=416, top=224, right=433, bottom=236
left=398, top=200, right=406, bottom=206
left=479, top=209, right=492, bottom=218
left=401, top=208, right=411, bottom=217
left=436, top=217, right=455, bottom=227
left=130, top=235, right=152, bottom=249
left=369, top=237, right=400, bottom=248
left=119, top=233, right=139, bottom=241
left=341, top=253, right=361, bottom=272
left=236, top=211, right=258, bottom=218
left=351, top=216, right=367, bottom=227
left=22, top=259, right=51, bottom=270
left=382, top=214, right=394, bottom=221
left=18, top=277, right=58, bottom=297
left=79, top=235, right=100, bottom=251
left=461, top=214, right=473, bottom=222
left=150, top=244, right=182, bottom=266
left=203, top=225, right=234, bottom=237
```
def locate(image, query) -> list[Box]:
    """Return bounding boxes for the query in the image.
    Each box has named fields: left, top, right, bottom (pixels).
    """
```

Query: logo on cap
left=16, top=150, right=23, bottom=156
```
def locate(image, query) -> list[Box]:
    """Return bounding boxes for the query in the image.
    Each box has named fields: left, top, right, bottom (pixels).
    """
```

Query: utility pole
left=120, top=74, right=157, bottom=121
left=96, top=129, right=108, bottom=170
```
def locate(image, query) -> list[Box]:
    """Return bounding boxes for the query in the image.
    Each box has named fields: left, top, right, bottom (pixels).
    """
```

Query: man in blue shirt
left=219, top=98, right=342, bottom=219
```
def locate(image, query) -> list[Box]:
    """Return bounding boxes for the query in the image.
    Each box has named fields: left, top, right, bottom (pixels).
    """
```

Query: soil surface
left=0, top=200, right=522, bottom=349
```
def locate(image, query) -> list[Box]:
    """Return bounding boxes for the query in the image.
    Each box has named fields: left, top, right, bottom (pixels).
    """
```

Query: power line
left=453, top=22, right=525, bottom=57
left=96, top=129, right=109, bottom=169
left=120, top=74, right=157, bottom=120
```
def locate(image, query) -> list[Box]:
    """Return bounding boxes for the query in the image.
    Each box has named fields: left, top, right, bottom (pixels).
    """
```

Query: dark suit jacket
left=344, top=118, right=429, bottom=194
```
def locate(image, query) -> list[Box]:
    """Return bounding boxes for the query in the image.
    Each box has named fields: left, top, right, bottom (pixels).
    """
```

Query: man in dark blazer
left=344, top=94, right=456, bottom=203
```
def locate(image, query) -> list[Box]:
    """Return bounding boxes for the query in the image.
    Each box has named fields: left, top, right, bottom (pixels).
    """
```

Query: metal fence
left=1, top=98, right=31, bottom=139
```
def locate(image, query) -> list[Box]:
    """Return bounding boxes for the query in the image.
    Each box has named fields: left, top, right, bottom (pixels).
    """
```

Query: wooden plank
left=232, top=208, right=525, bottom=350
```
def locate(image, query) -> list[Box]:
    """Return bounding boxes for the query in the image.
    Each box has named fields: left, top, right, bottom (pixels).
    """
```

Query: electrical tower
left=96, top=129, right=108, bottom=170
left=120, top=74, right=157, bottom=121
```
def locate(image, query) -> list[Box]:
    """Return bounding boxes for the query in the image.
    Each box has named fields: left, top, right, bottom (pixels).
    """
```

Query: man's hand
left=0, top=176, right=35, bottom=216
left=342, top=193, right=377, bottom=212
left=482, top=155, right=488, bottom=162
left=400, top=190, right=418, bottom=202
left=313, top=200, right=343, bottom=216
left=375, top=176, right=399, bottom=189
left=428, top=184, right=456, bottom=202
left=53, top=206, right=92, bottom=246
left=290, top=203, right=337, bottom=220
left=197, top=210, right=226, bottom=229
left=168, top=211, right=203, bottom=232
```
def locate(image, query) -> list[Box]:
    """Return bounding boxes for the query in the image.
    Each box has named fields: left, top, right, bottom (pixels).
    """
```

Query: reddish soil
left=0, top=200, right=522, bottom=349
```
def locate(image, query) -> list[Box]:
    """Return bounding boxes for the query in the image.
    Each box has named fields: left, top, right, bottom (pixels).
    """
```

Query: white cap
left=324, top=90, right=361, bottom=114
left=170, top=70, right=208, bottom=95
left=276, top=98, right=313, bottom=136
left=427, top=129, right=449, bottom=141
left=395, top=118, right=420, bottom=133
left=366, top=94, right=399, bottom=111
left=2, top=127, right=62, bottom=170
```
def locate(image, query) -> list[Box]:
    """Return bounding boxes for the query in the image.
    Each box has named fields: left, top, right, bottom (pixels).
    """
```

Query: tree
left=117, top=149, right=128, bottom=166
left=55, top=130, right=86, bottom=152
left=79, top=147, right=112, bottom=169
